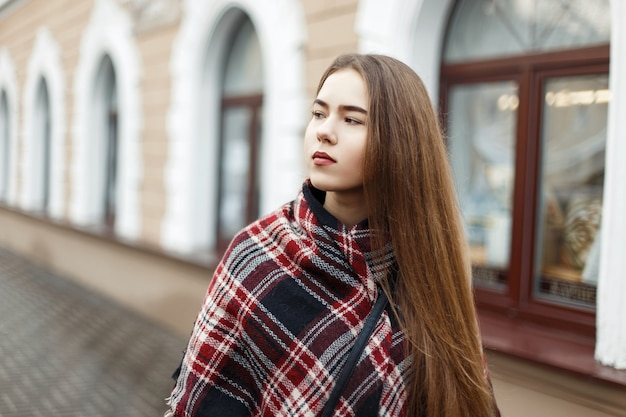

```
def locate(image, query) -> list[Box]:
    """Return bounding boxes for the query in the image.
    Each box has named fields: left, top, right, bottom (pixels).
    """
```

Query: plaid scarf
left=166, top=182, right=408, bottom=416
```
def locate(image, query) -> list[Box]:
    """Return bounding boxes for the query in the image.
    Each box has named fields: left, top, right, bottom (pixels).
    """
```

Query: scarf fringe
left=163, top=396, right=175, bottom=417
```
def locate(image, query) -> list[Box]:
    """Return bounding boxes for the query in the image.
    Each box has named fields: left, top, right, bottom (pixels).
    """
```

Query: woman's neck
left=323, top=190, right=368, bottom=228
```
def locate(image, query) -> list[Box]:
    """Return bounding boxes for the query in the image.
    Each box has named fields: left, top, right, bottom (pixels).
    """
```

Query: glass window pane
left=101, top=57, right=117, bottom=228
left=223, top=16, right=263, bottom=97
left=448, top=81, right=518, bottom=289
left=219, top=106, right=252, bottom=239
left=217, top=14, right=263, bottom=246
left=104, top=97, right=118, bottom=226
left=535, top=74, right=608, bottom=309
left=35, top=79, right=51, bottom=212
left=0, top=91, right=9, bottom=201
left=444, top=0, right=610, bottom=63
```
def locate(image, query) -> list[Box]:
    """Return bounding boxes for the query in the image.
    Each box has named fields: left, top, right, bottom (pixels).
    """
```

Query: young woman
left=166, top=53, right=500, bottom=417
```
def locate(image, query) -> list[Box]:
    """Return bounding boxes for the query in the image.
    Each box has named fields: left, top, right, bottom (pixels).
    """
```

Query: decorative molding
left=118, top=0, right=180, bottom=33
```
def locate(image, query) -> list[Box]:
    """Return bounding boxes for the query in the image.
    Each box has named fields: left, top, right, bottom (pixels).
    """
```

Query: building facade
left=1, top=0, right=625, bottom=415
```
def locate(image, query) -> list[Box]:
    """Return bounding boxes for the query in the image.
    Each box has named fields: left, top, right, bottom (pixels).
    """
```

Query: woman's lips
left=312, top=151, right=336, bottom=166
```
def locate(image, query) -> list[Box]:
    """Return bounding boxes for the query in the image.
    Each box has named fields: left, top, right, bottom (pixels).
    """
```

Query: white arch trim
left=0, top=47, right=19, bottom=206
left=21, top=27, right=66, bottom=219
left=162, top=0, right=307, bottom=253
left=356, top=0, right=454, bottom=101
left=71, top=0, right=142, bottom=240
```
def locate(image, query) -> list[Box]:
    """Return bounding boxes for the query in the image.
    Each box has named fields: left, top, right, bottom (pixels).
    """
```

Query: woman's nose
left=316, top=119, right=337, bottom=144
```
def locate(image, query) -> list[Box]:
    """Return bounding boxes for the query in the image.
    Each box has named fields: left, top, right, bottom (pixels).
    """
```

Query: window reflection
left=445, top=0, right=611, bottom=63
left=536, top=74, right=607, bottom=308
left=448, top=82, right=518, bottom=288
left=219, top=107, right=252, bottom=238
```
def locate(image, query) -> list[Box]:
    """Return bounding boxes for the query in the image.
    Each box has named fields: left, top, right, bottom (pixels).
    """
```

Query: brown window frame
left=216, top=93, right=263, bottom=253
left=439, top=45, right=626, bottom=386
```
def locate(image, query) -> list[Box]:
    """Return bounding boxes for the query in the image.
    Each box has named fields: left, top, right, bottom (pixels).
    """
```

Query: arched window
left=21, top=27, right=65, bottom=219
left=93, top=55, right=118, bottom=232
left=441, top=0, right=610, bottom=333
left=71, top=0, right=141, bottom=240
left=33, top=77, right=52, bottom=213
left=164, top=0, right=305, bottom=256
left=0, top=90, right=9, bottom=202
left=216, top=14, right=263, bottom=251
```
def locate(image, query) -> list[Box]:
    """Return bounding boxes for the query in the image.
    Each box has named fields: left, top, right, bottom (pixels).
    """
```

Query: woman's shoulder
left=247, top=199, right=297, bottom=237
left=223, top=199, right=299, bottom=255
left=215, top=199, right=303, bottom=290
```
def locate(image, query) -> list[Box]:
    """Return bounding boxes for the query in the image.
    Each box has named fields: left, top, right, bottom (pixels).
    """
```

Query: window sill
left=478, top=310, right=626, bottom=388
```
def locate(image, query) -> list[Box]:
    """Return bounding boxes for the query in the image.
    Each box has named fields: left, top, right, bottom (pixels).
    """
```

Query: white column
left=595, top=0, right=626, bottom=369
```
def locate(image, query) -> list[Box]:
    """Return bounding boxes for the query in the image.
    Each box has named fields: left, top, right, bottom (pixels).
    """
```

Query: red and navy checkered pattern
left=166, top=183, right=408, bottom=416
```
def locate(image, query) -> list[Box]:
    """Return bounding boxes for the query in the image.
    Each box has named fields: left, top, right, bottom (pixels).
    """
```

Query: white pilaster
left=595, top=0, right=626, bottom=369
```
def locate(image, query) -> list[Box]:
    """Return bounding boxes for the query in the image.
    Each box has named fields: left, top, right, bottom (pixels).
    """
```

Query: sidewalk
left=0, top=247, right=187, bottom=417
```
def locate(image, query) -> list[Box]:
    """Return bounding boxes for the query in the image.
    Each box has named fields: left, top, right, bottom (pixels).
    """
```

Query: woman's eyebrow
left=313, top=98, right=328, bottom=108
left=342, top=104, right=367, bottom=114
left=313, top=98, right=367, bottom=114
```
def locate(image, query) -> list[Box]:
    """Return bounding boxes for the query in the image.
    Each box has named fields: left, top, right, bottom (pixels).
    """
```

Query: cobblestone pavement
left=0, top=248, right=188, bottom=417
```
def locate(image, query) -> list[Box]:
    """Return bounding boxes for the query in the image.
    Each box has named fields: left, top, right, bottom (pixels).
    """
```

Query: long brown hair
left=316, top=54, right=497, bottom=416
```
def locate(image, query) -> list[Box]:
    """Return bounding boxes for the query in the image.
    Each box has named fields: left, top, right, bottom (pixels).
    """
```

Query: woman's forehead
left=317, top=69, right=368, bottom=109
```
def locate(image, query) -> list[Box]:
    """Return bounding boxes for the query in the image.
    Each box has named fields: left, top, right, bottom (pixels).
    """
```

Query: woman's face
left=304, top=68, right=369, bottom=197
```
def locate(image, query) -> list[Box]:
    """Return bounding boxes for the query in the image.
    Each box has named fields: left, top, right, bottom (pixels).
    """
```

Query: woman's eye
left=312, top=111, right=325, bottom=119
left=345, top=117, right=362, bottom=125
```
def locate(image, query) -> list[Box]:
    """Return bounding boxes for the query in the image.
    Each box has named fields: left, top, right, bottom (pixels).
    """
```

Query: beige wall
left=302, top=0, right=359, bottom=96
left=136, top=22, right=179, bottom=247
